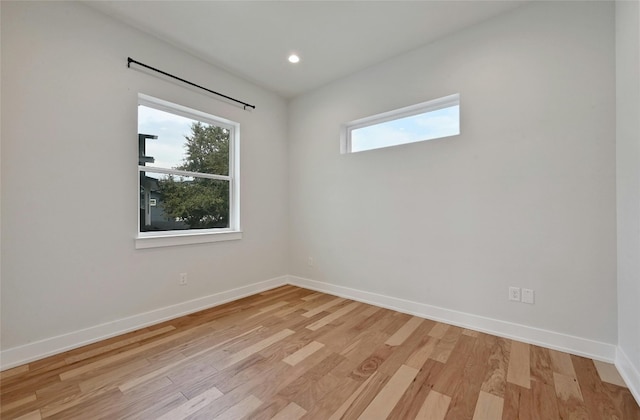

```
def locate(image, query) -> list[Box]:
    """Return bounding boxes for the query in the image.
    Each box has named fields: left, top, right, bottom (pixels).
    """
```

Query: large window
left=343, top=93, right=460, bottom=153
left=137, top=94, right=240, bottom=248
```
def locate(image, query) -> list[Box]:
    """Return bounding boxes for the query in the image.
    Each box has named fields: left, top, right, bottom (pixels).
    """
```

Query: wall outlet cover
left=509, top=287, right=521, bottom=302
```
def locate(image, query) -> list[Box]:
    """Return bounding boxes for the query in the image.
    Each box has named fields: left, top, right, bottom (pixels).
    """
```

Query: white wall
left=0, top=2, right=288, bottom=353
left=289, top=2, right=617, bottom=347
left=616, top=0, right=640, bottom=399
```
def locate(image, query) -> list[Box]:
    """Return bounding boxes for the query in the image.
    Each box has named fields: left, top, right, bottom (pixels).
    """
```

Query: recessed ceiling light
left=288, top=54, right=300, bottom=64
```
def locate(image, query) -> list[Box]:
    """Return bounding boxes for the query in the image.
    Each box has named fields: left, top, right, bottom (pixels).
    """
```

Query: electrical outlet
left=307, top=256, right=314, bottom=267
left=522, top=288, right=535, bottom=304
left=509, top=287, right=521, bottom=302
left=179, top=273, right=188, bottom=286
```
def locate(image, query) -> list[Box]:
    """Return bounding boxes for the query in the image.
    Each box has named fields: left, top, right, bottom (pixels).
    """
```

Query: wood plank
left=269, top=350, right=337, bottom=400
left=104, top=377, right=175, bottom=419
left=571, top=355, right=623, bottom=420
left=40, top=387, right=122, bottom=418
left=59, top=324, right=211, bottom=380
left=430, top=326, right=462, bottom=363
left=378, top=321, right=434, bottom=376
left=1, top=393, right=37, bottom=414
left=386, top=358, right=445, bottom=419
left=384, top=316, right=423, bottom=346
left=287, top=372, right=342, bottom=411
left=603, top=381, right=640, bottom=419
left=218, top=346, right=333, bottom=399
left=328, top=371, right=378, bottom=420
left=4, top=382, right=74, bottom=420
left=157, top=387, right=223, bottom=420
left=593, top=360, right=627, bottom=388
left=415, top=390, right=451, bottom=420
left=65, top=325, right=176, bottom=364
left=338, top=371, right=389, bottom=419
left=463, top=329, right=480, bottom=337
left=501, top=383, right=531, bottom=420
left=214, top=329, right=295, bottom=369
left=357, top=364, right=418, bottom=420
left=529, top=345, right=554, bottom=387
left=122, top=392, right=188, bottom=420
left=278, top=353, right=344, bottom=410
left=25, top=358, right=67, bottom=377
left=314, top=306, right=379, bottom=353
left=283, top=341, right=325, bottom=366
left=301, top=293, right=323, bottom=301
left=553, top=372, right=584, bottom=401
left=1, top=367, right=62, bottom=398
left=301, top=376, right=360, bottom=419
left=444, top=333, right=493, bottom=420
left=14, top=410, right=42, bottom=420
left=258, top=327, right=323, bottom=361
left=548, top=349, right=577, bottom=377
left=200, top=356, right=280, bottom=398
left=428, top=322, right=450, bottom=339
left=406, top=336, right=438, bottom=369
left=211, top=394, right=262, bottom=420
left=302, top=297, right=345, bottom=318
left=247, top=301, right=290, bottom=319
left=472, top=390, right=504, bottom=420
left=348, top=342, right=395, bottom=382
left=350, top=307, right=395, bottom=335
left=78, top=358, right=150, bottom=393
left=305, top=302, right=360, bottom=331
left=119, top=325, right=262, bottom=392
left=432, top=335, right=476, bottom=397
left=480, top=337, right=510, bottom=398
left=259, top=286, right=293, bottom=296
left=382, top=313, right=412, bottom=336
left=1, top=365, right=29, bottom=380
left=270, top=402, right=306, bottom=420
left=526, top=346, right=556, bottom=418
left=507, top=341, right=530, bottom=389
left=553, top=371, right=589, bottom=419
left=247, top=397, right=291, bottom=420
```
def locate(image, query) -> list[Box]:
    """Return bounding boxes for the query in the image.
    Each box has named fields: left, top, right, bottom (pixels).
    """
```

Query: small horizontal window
left=343, top=93, right=460, bottom=153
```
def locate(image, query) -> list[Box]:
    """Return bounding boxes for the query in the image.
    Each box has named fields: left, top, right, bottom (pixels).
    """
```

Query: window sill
left=135, top=230, right=242, bottom=249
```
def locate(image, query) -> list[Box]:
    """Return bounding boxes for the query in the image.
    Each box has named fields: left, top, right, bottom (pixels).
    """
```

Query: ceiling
left=86, top=1, right=526, bottom=99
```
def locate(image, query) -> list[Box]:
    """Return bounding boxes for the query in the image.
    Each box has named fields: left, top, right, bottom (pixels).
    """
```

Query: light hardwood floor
left=1, top=286, right=638, bottom=419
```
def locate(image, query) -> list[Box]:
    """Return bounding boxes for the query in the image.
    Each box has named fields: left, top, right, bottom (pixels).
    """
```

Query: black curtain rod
left=127, top=57, right=256, bottom=110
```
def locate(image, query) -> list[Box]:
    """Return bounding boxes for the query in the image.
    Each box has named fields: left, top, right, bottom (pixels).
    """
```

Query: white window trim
left=136, top=94, right=241, bottom=249
left=135, top=230, right=242, bottom=249
left=137, top=166, right=231, bottom=181
left=341, top=93, right=460, bottom=154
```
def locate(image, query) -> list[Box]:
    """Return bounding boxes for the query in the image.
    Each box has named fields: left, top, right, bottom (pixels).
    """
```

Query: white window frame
left=341, top=93, right=460, bottom=154
left=135, top=94, right=241, bottom=249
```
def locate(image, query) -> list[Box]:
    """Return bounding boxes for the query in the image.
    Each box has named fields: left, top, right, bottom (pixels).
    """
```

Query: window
left=342, top=93, right=460, bottom=153
left=136, top=94, right=240, bottom=248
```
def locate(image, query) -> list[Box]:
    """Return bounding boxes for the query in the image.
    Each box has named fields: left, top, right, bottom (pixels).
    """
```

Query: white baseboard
left=0, top=273, right=624, bottom=383
left=616, top=347, right=640, bottom=404
left=0, top=276, right=288, bottom=371
left=287, top=275, right=617, bottom=363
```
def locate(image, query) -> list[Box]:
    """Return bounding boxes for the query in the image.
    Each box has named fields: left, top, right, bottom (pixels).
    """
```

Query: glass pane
left=140, top=171, right=230, bottom=232
left=138, top=105, right=229, bottom=176
left=351, top=105, right=460, bottom=153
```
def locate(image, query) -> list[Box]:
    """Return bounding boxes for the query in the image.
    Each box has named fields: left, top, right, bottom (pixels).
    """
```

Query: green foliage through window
left=158, top=123, right=230, bottom=229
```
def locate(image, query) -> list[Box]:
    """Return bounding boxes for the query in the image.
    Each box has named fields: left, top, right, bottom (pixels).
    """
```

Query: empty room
left=1, top=0, right=639, bottom=419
